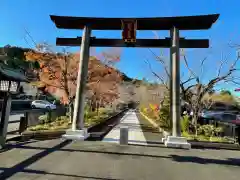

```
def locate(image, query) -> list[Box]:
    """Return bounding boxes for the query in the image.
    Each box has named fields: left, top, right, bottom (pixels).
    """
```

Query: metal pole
left=170, top=27, right=181, bottom=137
left=72, top=26, right=91, bottom=131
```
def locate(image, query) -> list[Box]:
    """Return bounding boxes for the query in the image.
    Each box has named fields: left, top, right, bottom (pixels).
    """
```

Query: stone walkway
left=103, top=110, right=147, bottom=145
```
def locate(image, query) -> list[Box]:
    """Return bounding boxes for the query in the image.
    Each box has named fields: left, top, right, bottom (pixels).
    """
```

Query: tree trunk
left=192, top=113, right=198, bottom=136
left=69, top=103, right=74, bottom=123
left=91, top=99, right=97, bottom=112
left=97, top=100, right=99, bottom=116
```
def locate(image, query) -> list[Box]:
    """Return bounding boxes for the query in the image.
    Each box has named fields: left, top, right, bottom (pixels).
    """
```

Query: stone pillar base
left=62, top=129, right=89, bottom=141
left=164, top=136, right=191, bottom=149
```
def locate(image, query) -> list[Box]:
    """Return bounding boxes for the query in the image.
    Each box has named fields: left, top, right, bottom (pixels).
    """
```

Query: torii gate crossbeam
left=56, top=37, right=209, bottom=48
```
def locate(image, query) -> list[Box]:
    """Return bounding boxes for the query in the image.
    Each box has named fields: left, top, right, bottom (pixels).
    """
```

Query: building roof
left=50, top=14, right=219, bottom=30
left=0, top=64, right=29, bottom=82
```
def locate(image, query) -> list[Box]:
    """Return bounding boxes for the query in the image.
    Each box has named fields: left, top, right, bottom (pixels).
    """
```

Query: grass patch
left=182, top=131, right=233, bottom=143
left=27, top=108, right=116, bottom=132
left=27, top=119, right=71, bottom=132
left=140, top=108, right=234, bottom=144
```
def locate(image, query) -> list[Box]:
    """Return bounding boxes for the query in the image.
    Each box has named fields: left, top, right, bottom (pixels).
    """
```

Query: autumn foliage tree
left=0, top=45, right=40, bottom=80
left=25, top=44, right=123, bottom=116
left=25, top=50, right=78, bottom=105
left=86, top=56, right=122, bottom=112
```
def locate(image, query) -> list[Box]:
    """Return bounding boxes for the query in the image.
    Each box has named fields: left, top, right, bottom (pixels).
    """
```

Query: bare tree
left=182, top=50, right=239, bottom=131
left=145, top=33, right=240, bottom=133
left=95, top=47, right=122, bottom=68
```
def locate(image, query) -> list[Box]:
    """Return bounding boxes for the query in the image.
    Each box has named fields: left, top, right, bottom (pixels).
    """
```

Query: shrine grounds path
left=0, top=138, right=239, bottom=180
left=103, top=110, right=163, bottom=145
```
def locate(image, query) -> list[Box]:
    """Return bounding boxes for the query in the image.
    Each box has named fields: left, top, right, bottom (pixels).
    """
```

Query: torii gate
left=50, top=14, right=219, bottom=148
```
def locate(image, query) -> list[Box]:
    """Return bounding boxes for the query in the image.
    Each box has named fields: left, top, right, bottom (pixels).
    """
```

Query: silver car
left=31, top=100, right=56, bottom=110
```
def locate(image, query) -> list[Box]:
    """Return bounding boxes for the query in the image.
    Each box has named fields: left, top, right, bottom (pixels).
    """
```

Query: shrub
left=199, top=125, right=215, bottom=137
left=38, top=112, right=54, bottom=124
left=158, top=93, right=171, bottom=131
left=39, top=114, right=48, bottom=124
left=214, top=126, right=224, bottom=136
left=56, top=116, right=69, bottom=122
left=181, top=115, right=190, bottom=133
left=197, top=125, right=223, bottom=137
left=66, top=112, right=70, bottom=117
left=28, top=124, right=49, bottom=131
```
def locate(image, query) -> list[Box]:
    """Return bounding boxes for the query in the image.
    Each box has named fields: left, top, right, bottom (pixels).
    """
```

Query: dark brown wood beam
left=56, top=37, right=209, bottom=48
left=50, top=14, right=219, bottom=30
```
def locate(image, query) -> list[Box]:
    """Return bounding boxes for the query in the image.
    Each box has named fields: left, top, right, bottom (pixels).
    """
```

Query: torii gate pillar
left=171, top=27, right=181, bottom=137
left=62, top=26, right=91, bottom=140
left=164, top=27, right=191, bottom=149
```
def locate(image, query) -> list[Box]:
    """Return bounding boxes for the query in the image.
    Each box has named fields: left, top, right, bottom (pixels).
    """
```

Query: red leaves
left=87, top=57, right=122, bottom=105
left=45, top=86, right=57, bottom=93
left=40, top=63, right=44, bottom=69
left=55, top=71, right=61, bottom=79
left=25, top=49, right=122, bottom=105
left=43, top=68, right=48, bottom=73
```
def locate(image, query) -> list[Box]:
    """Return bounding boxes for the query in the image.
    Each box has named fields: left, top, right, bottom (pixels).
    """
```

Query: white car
left=31, top=100, right=56, bottom=110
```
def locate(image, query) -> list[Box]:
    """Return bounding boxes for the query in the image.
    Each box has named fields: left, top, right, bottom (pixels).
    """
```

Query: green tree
left=220, top=90, right=231, bottom=96
left=158, top=92, right=171, bottom=131
left=0, top=45, right=40, bottom=71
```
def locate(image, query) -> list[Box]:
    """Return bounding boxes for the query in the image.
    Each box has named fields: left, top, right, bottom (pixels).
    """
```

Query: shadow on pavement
left=170, top=155, right=240, bottom=166
left=0, top=140, right=72, bottom=179
left=1, top=139, right=240, bottom=180
left=103, top=138, right=166, bottom=147
left=6, top=143, right=169, bottom=159
left=0, top=168, right=121, bottom=180
left=5, top=142, right=240, bottom=167
left=190, top=142, right=240, bottom=151
left=0, top=140, right=39, bottom=153
left=128, top=143, right=182, bottom=149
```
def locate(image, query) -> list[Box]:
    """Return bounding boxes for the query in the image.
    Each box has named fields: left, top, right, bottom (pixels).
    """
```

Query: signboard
left=234, top=115, right=240, bottom=124
left=235, top=88, right=240, bottom=92
left=121, top=19, right=137, bottom=43
left=229, top=115, right=240, bottom=125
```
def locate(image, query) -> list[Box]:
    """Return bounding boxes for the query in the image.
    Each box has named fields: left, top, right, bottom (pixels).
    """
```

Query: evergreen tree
left=158, top=92, right=171, bottom=131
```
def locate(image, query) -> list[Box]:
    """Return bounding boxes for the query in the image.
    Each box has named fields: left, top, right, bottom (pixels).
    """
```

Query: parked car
left=202, top=111, right=240, bottom=124
left=31, top=100, right=56, bottom=110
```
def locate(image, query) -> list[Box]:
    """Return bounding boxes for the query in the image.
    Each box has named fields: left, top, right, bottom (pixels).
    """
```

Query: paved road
left=0, top=139, right=239, bottom=180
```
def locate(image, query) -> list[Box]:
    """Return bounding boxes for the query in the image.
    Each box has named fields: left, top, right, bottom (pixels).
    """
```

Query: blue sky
left=1, top=0, right=240, bottom=94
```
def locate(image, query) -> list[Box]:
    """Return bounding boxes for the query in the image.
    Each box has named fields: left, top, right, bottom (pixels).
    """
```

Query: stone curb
left=18, top=109, right=128, bottom=141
